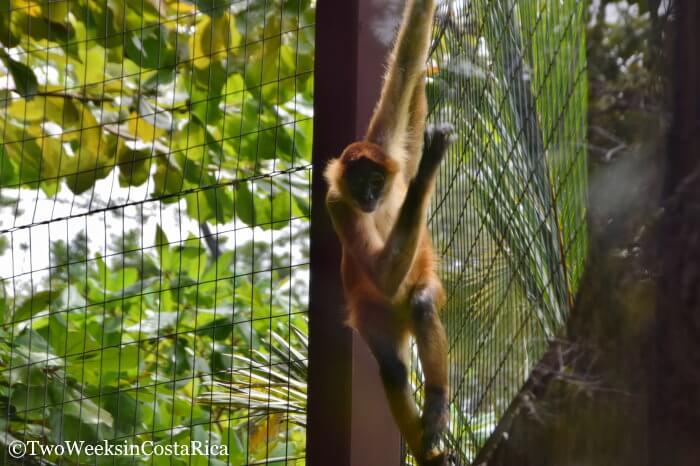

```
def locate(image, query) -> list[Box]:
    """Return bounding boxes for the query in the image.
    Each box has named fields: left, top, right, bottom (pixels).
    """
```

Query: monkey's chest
left=340, top=244, right=431, bottom=310
left=373, top=194, right=403, bottom=237
left=341, top=253, right=406, bottom=306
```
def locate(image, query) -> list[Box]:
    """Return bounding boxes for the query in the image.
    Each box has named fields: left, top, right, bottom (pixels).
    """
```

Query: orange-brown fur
left=323, top=1, right=450, bottom=465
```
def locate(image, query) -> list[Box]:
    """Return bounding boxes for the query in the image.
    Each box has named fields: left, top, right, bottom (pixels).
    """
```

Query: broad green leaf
left=128, top=110, right=166, bottom=143
left=10, top=385, right=48, bottom=415
left=2, top=54, right=38, bottom=97
left=40, top=0, right=69, bottom=24
left=190, top=12, right=240, bottom=69
left=117, top=140, right=152, bottom=187
left=13, top=289, right=63, bottom=322
left=244, top=36, right=282, bottom=93
left=153, top=159, right=184, bottom=199
left=67, top=344, right=141, bottom=381
left=125, top=310, right=178, bottom=334
left=6, top=96, right=46, bottom=121
left=101, top=389, right=145, bottom=435
left=124, top=25, right=176, bottom=69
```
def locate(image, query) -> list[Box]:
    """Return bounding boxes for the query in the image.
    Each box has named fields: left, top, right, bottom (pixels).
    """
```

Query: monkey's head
left=339, top=142, right=398, bottom=213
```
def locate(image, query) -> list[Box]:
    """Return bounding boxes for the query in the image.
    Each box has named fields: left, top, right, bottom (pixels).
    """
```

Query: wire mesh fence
left=0, top=0, right=314, bottom=465
left=407, top=0, right=588, bottom=463
left=1, top=0, right=588, bottom=464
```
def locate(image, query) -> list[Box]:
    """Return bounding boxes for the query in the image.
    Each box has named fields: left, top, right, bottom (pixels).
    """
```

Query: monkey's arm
left=366, top=0, right=435, bottom=150
left=376, top=125, right=453, bottom=297
left=326, top=193, right=384, bottom=266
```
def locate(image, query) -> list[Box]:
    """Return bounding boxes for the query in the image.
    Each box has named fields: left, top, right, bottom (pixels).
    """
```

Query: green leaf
left=39, top=314, right=99, bottom=357
left=117, top=144, right=152, bottom=187
left=0, top=143, right=17, bottom=186
left=235, top=182, right=255, bottom=226
left=67, top=344, right=141, bottom=381
left=155, top=224, right=169, bottom=248
left=153, top=160, right=184, bottom=199
left=124, top=25, right=176, bottom=69
left=2, top=55, right=38, bottom=97
left=0, top=0, right=18, bottom=47
left=13, top=289, right=62, bottom=322
left=194, top=0, right=230, bottom=16
left=101, top=389, right=145, bottom=435
left=154, top=224, right=174, bottom=273
left=60, top=396, right=114, bottom=427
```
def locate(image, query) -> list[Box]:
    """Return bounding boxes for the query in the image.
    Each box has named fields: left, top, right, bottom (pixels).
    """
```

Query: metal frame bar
left=307, top=1, right=401, bottom=465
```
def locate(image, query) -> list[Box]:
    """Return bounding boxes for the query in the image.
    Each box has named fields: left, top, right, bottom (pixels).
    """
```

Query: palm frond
left=425, top=0, right=588, bottom=461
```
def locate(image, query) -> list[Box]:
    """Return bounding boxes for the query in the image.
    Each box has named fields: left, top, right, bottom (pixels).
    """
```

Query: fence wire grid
left=405, top=0, right=588, bottom=463
left=0, top=0, right=314, bottom=465
left=0, top=0, right=587, bottom=465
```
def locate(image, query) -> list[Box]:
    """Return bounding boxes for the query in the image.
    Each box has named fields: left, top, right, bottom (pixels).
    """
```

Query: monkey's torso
left=340, top=182, right=445, bottom=331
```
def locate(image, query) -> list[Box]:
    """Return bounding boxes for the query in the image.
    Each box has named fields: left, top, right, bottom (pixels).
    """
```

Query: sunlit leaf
left=190, top=12, right=240, bottom=69
left=40, top=0, right=69, bottom=24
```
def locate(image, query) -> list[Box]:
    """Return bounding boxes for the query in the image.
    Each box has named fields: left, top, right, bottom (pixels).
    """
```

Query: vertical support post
left=307, top=1, right=402, bottom=466
left=307, top=1, right=357, bottom=464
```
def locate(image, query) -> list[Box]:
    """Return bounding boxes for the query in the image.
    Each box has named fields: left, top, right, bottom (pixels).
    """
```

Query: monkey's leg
left=411, top=285, right=449, bottom=466
left=360, top=324, right=423, bottom=460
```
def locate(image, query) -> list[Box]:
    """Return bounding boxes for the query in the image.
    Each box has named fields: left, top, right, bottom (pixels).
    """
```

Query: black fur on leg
left=378, top=355, right=409, bottom=392
left=421, top=385, right=449, bottom=463
left=410, top=287, right=437, bottom=324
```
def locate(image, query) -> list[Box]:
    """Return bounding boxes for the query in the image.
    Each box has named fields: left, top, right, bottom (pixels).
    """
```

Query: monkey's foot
left=422, top=450, right=448, bottom=466
left=422, top=450, right=459, bottom=466
left=421, top=430, right=447, bottom=466
left=421, top=385, right=449, bottom=457
left=445, top=451, right=460, bottom=466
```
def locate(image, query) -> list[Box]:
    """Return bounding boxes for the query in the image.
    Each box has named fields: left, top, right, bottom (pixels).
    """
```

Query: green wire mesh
left=408, top=0, right=588, bottom=463
left=0, top=0, right=314, bottom=465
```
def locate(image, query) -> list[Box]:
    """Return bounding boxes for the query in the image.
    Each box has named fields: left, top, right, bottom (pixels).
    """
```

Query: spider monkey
left=323, top=1, right=453, bottom=464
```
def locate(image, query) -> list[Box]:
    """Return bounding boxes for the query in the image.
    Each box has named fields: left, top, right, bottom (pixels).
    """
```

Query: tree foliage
left=0, top=0, right=314, bottom=464
left=0, top=0, right=314, bottom=224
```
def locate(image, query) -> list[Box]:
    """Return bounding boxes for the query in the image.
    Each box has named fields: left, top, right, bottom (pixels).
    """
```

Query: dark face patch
left=344, top=158, right=386, bottom=212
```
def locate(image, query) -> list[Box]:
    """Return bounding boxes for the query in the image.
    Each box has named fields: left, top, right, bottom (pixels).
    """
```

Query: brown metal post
left=307, top=1, right=357, bottom=464
left=307, top=1, right=402, bottom=466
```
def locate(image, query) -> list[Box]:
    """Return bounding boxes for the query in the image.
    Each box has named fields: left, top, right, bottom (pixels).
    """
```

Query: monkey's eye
left=368, top=172, right=385, bottom=189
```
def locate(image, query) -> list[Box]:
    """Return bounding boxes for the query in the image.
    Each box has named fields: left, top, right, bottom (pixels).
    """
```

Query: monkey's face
left=345, top=158, right=387, bottom=213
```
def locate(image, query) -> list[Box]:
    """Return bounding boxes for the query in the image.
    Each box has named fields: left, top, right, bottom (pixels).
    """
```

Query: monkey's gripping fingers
left=423, top=453, right=449, bottom=466
left=416, top=123, right=456, bottom=183
left=423, top=451, right=460, bottom=466
left=425, top=123, right=457, bottom=156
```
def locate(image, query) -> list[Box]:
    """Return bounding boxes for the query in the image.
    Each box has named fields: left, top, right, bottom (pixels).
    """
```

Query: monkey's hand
left=425, top=123, right=456, bottom=159
left=415, top=123, right=456, bottom=186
